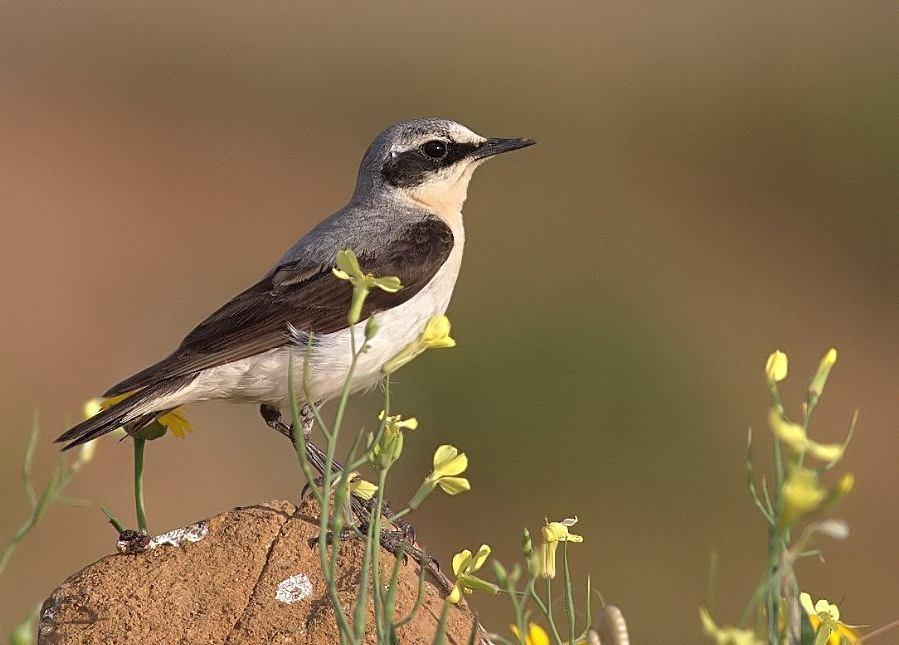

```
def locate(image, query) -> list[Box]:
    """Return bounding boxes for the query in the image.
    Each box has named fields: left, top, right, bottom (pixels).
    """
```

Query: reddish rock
left=40, top=500, right=482, bottom=644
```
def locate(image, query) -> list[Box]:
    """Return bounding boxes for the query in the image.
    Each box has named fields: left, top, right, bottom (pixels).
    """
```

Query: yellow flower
left=510, top=623, right=551, bottom=645
left=832, top=472, right=854, bottom=500
left=800, top=592, right=861, bottom=644
left=781, top=465, right=825, bottom=528
left=765, top=350, right=788, bottom=383
left=382, top=315, right=456, bottom=374
left=369, top=411, right=418, bottom=470
left=419, top=316, right=457, bottom=349
left=446, top=544, right=498, bottom=603
left=379, top=410, right=419, bottom=433
left=809, top=348, right=838, bottom=397
left=426, top=445, right=470, bottom=494
left=699, top=608, right=763, bottom=645
left=768, top=408, right=845, bottom=462
left=347, top=473, right=378, bottom=501
left=332, top=249, right=402, bottom=324
left=540, top=517, right=584, bottom=579
left=100, top=393, right=192, bottom=439
left=158, top=408, right=191, bottom=438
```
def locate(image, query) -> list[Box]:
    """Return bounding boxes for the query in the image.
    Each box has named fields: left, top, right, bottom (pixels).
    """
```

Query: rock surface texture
left=40, top=500, right=481, bottom=644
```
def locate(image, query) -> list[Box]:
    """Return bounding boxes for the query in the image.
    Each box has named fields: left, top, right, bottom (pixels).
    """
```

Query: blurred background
left=0, top=2, right=896, bottom=641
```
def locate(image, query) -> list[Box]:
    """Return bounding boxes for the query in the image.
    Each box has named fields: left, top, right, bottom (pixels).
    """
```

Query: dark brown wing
left=104, top=218, right=454, bottom=396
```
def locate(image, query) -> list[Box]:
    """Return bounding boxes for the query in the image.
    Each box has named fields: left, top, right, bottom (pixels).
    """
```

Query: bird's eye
left=421, top=140, right=448, bottom=160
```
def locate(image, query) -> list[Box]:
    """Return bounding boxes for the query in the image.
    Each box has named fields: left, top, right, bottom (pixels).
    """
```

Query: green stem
left=371, top=469, right=389, bottom=638
left=527, top=579, right=564, bottom=644
left=133, top=437, right=147, bottom=533
left=102, top=506, right=126, bottom=533
left=562, top=541, right=576, bottom=643
left=432, top=601, right=450, bottom=645
left=0, top=466, right=63, bottom=578
left=319, top=335, right=367, bottom=643
left=290, top=355, right=351, bottom=642
left=352, top=517, right=377, bottom=641
left=394, top=560, right=428, bottom=628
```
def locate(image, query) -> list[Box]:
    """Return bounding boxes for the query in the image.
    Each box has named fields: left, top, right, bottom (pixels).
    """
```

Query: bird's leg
left=259, top=403, right=372, bottom=523
left=258, top=404, right=437, bottom=576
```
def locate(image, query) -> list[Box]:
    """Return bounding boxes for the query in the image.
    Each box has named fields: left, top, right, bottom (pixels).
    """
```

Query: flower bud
left=765, top=350, right=788, bottom=383
left=364, top=315, right=379, bottom=340
left=809, top=347, right=837, bottom=397
left=521, top=528, right=533, bottom=558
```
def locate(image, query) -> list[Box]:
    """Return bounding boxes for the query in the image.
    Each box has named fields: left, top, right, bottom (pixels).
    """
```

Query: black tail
left=56, top=376, right=193, bottom=450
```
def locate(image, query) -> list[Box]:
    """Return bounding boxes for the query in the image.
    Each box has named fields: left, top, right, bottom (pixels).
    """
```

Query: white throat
left=402, top=162, right=480, bottom=232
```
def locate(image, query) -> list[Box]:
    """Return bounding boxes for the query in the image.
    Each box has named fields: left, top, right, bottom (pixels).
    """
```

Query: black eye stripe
left=381, top=141, right=483, bottom=187
left=443, top=142, right=480, bottom=165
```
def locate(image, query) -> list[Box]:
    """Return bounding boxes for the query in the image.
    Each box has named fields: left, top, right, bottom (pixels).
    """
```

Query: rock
left=40, top=500, right=482, bottom=644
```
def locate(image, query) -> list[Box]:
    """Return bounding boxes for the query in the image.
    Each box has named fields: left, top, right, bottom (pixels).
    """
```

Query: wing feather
left=104, top=217, right=454, bottom=396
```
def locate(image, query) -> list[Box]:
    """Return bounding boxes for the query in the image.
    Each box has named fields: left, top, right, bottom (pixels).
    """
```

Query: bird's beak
left=472, top=137, right=537, bottom=159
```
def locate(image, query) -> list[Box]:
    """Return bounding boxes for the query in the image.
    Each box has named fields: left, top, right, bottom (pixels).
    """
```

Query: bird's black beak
left=472, top=137, right=537, bottom=159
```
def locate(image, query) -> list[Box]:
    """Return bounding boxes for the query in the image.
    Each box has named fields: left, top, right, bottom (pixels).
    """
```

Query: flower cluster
left=702, top=347, right=871, bottom=644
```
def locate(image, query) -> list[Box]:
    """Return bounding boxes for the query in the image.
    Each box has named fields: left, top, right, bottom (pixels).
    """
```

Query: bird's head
left=353, top=118, right=535, bottom=217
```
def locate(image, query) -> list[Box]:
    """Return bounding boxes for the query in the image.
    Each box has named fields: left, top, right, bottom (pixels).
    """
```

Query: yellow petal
left=425, top=337, right=456, bottom=349
left=543, top=521, right=569, bottom=542
left=782, top=466, right=826, bottom=525
left=422, top=315, right=452, bottom=342
left=100, top=392, right=133, bottom=410
left=809, top=347, right=838, bottom=395
left=159, top=408, right=191, bottom=438
left=446, top=584, right=463, bottom=604
left=836, top=622, right=860, bottom=643
left=765, top=350, right=788, bottom=382
left=433, top=444, right=459, bottom=468
left=472, top=544, right=491, bottom=570
left=348, top=475, right=378, bottom=501
left=541, top=541, right=557, bottom=579
left=699, top=608, right=718, bottom=635
left=800, top=592, right=816, bottom=615
left=437, top=477, right=471, bottom=495
left=524, top=623, right=551, bottom=645
left=452, top=550, right=472, bottom=576
left=769, top=408, right=809, bottom=453
left=432, top=445, right=468, bottom=478
left=806, top=440, right=845, bottom=462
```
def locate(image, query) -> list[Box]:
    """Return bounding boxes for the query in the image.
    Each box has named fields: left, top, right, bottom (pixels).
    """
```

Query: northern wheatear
left=58, top=119, right=534, bottom=464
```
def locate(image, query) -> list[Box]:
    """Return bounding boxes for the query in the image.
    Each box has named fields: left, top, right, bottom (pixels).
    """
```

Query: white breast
left=166, top=222, right=465, bottom=409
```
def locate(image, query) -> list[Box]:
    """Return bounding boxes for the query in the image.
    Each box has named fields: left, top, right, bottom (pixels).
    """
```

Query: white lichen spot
left=275, top=573, right=313, bottom=604
left=151, top=521, right=209, bottom=548
left=39, top=604, right=58, bottom=635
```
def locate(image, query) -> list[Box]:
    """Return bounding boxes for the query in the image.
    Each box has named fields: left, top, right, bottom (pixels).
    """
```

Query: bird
left=56, top=118, right=534, bottom=457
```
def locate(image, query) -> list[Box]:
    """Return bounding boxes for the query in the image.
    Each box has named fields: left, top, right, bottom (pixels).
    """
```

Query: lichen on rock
left=40, top=499, right=483, bottom=644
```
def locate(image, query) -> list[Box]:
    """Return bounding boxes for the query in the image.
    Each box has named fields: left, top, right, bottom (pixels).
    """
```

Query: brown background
left=0, top=2, right=896, bottom=641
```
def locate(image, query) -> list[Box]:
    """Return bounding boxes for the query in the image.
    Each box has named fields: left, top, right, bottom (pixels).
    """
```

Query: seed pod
left=597, top=605, right=629, bottom=645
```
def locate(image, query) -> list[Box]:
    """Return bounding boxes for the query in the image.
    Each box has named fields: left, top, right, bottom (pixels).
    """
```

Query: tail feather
left=56, top=376, right=194, bottom=450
